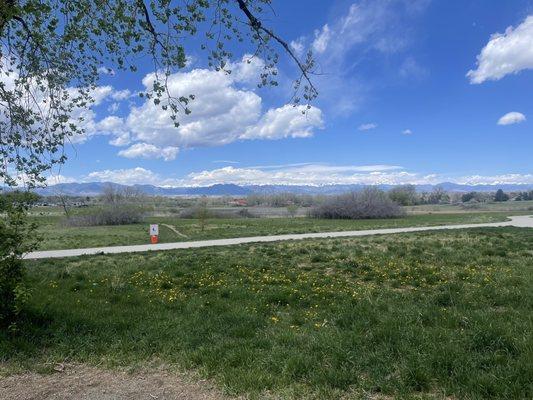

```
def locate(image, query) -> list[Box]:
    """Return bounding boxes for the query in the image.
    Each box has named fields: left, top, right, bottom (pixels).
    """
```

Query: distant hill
left=28, top=182, right=533, bottom=197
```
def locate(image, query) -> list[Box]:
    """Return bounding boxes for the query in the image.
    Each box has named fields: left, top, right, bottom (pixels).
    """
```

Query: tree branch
left=235, top=0, right=317, bottom=98
left=136, top=0, right=168, bottom=54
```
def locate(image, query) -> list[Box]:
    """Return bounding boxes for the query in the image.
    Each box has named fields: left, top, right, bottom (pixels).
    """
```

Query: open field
left=31, top=210, right=532, bottom=250
left=405, top=200, right=533, bottom=214
left=2, top=227, right=532, bottom=399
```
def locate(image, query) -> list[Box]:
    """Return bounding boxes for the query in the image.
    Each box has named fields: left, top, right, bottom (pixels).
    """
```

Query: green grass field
left=31, top=211, right=528, bottom=250
left=3, top=227, right=532, bottom=399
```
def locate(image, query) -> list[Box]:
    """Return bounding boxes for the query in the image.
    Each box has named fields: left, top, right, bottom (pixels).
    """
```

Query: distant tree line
left=514, top=191, right=533, bottom=201
left=64, top=185, right=146, bottom=227
left=246, top=193, right=318, bottom=207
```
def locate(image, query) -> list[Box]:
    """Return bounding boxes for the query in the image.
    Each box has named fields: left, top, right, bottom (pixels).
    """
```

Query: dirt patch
left=0, top=364, right=233, bottom=400
left=161, top=224, right=189, bottom=238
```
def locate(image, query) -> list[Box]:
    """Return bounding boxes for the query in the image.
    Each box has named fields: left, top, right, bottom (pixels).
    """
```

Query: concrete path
left=25, top=215, right=533, bottom=260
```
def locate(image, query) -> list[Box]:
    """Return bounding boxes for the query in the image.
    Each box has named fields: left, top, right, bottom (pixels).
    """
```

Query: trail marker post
left=150, top=224, right=159, bottom=244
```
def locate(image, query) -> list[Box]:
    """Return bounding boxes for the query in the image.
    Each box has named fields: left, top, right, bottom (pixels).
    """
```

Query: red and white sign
left=150, top=224, right=159, bottom=244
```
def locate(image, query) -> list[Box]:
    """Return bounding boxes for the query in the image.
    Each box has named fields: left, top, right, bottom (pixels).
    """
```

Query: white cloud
left=227, top=54, right=265, bottom=85
left=107, top=102, right=120, bottom=114
left=100, top=56, right=323, bottom=158
left=312, top=24, right=331, bottom=54
left=315, top=1, right=423, bottom=62
left=185, top=55, right=196, bottom=68
left=455, top=174, right=533, bottom=185
left=290, top=37, right=306, bottom=57
left=95, top=116, right=130, bottom=146
left=402, top=129, right=413, bottom=135
left=213, top=160, right=240, bottom=164
left=118, top=143, right=179, bottom=161
left=97, top=115, right=124, bottom=131
left=182, top=164, right=420, bottom=187
left=110, top=89, right=132, bottom=101
left=497, top=111, right=526, bottom=126
left=45, top=174, right=77, bottom=185
left=297, top=1, right=429, bottom=115
left=57, top=55, right=317, bottom=154
left=97, top=67, right=116, bottom=76
left=467, top=16, right=533, bottom=84
left=241, top=105, right=323, bottom=140
left=358, top=123, right=377, bottom=131
left=127, top=68, right=262, bottom=148
left=64, top=86, right=135, bottom=143
left=56, top=165, right=533, bottom=188
left=88, top=86, right=114, bottom=105
left=85, top=167, right=178, bottom=186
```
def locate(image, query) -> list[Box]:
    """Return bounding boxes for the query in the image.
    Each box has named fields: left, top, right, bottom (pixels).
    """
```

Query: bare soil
left=0, top=364, right=232, bottom=400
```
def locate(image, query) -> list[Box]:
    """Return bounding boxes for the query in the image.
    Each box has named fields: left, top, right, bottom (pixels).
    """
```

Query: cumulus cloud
left=63, top=54, right=316, bottom=156
left=110, top=89, right=132, bottom=101
left=226, top=55, right=266, bottom=85
left=467, top=16, right=533, bottom=84
left=358, top=123, right=377, bottom=131
left=118, top=143, right=179, bottom=161
left=66, top=86, right=136, bottom=143
left=402, top=129, right=413, bottom=135
left=96, top=55, right=323, bottom=159
left=241, top=105, right=323, bottom=140
left=497, top=111, right=526, bottom=126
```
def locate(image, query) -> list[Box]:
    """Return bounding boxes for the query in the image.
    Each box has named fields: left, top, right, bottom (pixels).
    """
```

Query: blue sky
left=51, top=0, right=533, bottom=187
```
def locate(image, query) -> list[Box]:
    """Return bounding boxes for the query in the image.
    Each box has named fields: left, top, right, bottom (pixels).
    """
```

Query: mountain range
left=30, top=182, right=533, bottom=197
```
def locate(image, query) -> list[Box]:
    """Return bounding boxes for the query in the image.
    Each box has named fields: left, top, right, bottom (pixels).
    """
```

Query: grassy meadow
left=2, top=227, right=532, bottom=399
left=30, top=210, right=529, bottom=250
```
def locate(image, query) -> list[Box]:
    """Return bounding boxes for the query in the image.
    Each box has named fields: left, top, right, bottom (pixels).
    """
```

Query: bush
left=65, top=184, right=147, bottom=227
left=309, top=188, right=404, bottom=219
left=462, top=192, right=479, bottom=203
left=65, top=205, right=145, bottom=226
left=0, top=191, right=39, bottom=326
left=388, top=185, right=419, bottom=206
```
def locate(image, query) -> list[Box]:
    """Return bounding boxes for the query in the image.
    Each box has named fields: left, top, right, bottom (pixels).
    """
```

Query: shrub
left=65, top=184, right=147, bottom=226
left=309, top=188, right=404, bottom=219
left=65, top=205, right=145, bottom=227
left=424, top=186, right=450, bottom=205
left=0, top=191, right=39, bottom=326
left=462, top=192, right=475, bottom=203
left=388, top=185, right=419, bottom=206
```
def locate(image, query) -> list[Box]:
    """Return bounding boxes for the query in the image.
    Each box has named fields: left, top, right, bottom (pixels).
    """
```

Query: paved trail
left=25, top=215, right=533, bottom=260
